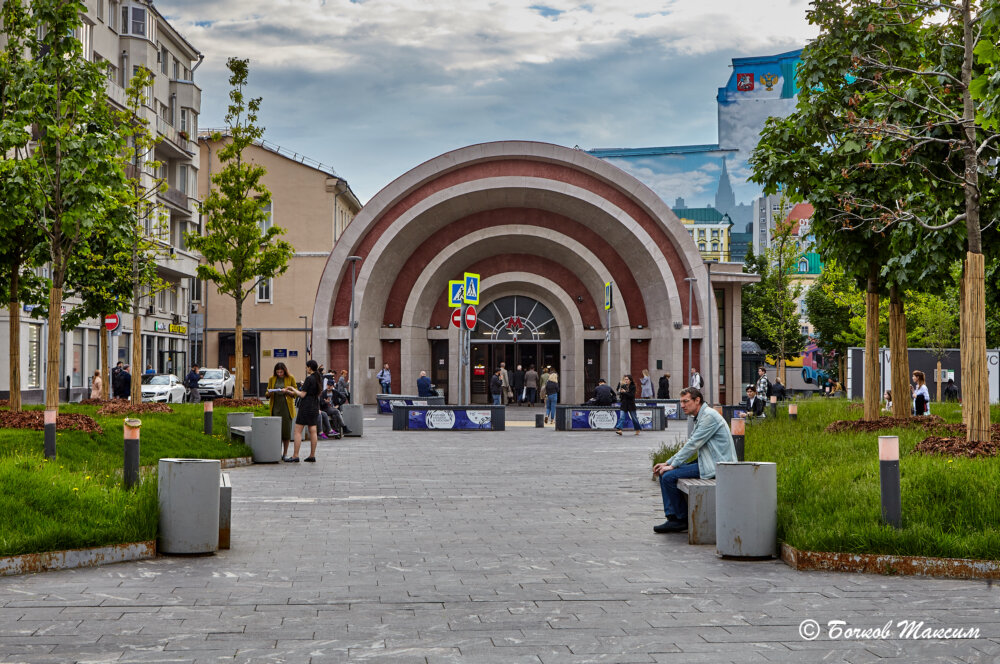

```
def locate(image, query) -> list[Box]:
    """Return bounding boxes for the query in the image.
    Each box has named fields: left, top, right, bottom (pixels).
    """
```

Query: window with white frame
left=260, top=201, right=273, bottom=232
left=160, top=45, right=168, bottom=74
left=798, top=258, right=809, bottom=273
left=27, top=324, right=42, bottom=389
left=77, top=21, right=93, bottom=61
left=191, top=278, right=201, bottom=302
left=173, top=57, right=179, bottom=80
left=179, top=164, right=188, bottom=195
left=180, top=108, right=188, bottom=133
left=97, top=0, right=105, bottom=21
left=256, top=278, right=272, bottom=303
left=131, top=6, right=146, bottom=36
left=109, top=0, right=119, bottom=30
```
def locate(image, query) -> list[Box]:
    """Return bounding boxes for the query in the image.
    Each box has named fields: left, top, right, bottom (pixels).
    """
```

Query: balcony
left=105, top=79, right=128, bottom=108
left=159, top=186, right=192, bottom=215
left=157, top=247, right=200, bottom=279
left=155, top=116, right=197, bottom=156
left=170, top=79, right=201, bottom=113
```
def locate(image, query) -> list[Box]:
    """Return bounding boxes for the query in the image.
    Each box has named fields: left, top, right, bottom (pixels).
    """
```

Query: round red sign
left=104, top=313, right=121, bottom=332
left=451, top=308, right=462, bottom=328
left=465, top=305, right=477, bottom=330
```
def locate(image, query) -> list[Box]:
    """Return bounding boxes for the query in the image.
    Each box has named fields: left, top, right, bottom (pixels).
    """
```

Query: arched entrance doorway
left=469, top=296, right=561, bottom=403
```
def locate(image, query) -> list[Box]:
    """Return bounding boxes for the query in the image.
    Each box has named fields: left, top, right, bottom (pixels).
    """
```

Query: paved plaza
left=1, top=409, right=998, bottom=663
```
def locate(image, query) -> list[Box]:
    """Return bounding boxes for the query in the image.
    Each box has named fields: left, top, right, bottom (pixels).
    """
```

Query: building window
left=801, top=326, right=810, bottom=335
left=97, top=0, right=104, bottom=21
left=711, top=230, right=719, bottom=239
left=77, top=22, right=93, bottom=61
left=260, top=201, right=273, bottom=232
left=698, top=243, right=706, bottom=251
left=173, top=58, right=179, bottom=80
left=87, top=332, right=98, bottom=387
left=27, top=324, right=42, bottom=389
left=712, top=243, right=719, bottom=252
left=191, top=278, right=201, bottom=302
left=179, top=164, right=188, bottom=195
left=180, top=108, right=188, bottom=133
left=109, top=0, right=119, bottom=30
left=256, top=278, right=272, bottom=303
left=131, top=6, right=146, bottom=36
left=72, top=329, right=84, bottom=387
left=160, top=45, right=168, bottom=74
left=798, top=258, right=809, bottom=273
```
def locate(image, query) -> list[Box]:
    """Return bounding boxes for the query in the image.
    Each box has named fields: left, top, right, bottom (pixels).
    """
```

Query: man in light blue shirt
left=652, top=387, right=737, bottom=534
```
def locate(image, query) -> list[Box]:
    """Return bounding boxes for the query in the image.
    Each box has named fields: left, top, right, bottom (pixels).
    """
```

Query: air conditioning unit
left=147, top=306, right=155, bottom=316
left=172, top=314, right=181, bottom=324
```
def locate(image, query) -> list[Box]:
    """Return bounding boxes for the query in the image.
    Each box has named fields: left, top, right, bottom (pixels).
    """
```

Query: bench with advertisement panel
left=553, top=405, right=666, bottom=431
left=391, top=405, right=506, bottom=431
left=376, top=394, right=447, bottom=414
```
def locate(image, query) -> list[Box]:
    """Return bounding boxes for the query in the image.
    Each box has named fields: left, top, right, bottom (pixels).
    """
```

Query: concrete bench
left=677, top=478, right=716, bottom=545
left=219, top=472, right=231, bottom=550
left=229, top=425, right=252, bottom=443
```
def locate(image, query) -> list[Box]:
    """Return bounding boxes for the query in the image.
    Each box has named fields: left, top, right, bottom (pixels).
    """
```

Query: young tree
left=115, top=66, right=170, bottom=404
left=0, top=0, right=45, bottom=412
left=747, top=218, right=806, bottom=384
left=186, top=58, right=293, bottom=399
left=804, top=261, right=863, bottom=382
left=20, top=0, right=126, bottom=424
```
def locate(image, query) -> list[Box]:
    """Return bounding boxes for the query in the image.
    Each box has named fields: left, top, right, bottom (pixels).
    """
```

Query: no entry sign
left=105, top=313, right=121, bottom=332
left=451, top=308, right=462, bottom=328
left=465, top=305, right=477, bottom=330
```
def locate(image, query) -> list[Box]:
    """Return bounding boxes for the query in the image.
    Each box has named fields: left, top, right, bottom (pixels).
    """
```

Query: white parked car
left=198, top=368, right=235, bottom=399
left=140, top=373, right=186, bottom=403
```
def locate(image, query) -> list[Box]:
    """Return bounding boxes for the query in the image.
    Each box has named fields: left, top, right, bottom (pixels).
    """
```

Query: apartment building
left=0, top=0, right=202, bottom=402
left=673, top=206, right=735, bottom=262
left=195, top=136, right=362, bottom=396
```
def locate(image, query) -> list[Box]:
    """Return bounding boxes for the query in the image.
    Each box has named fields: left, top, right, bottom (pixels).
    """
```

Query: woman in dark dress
left=657, top=373, right=670, bottom=399
left=287, top=359, right=322, bottom=462
left=615, top=374, right=641, bottom=436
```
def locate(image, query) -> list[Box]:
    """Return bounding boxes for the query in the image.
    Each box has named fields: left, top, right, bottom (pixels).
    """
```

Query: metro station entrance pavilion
left=313, top=141, right=753, bottom=405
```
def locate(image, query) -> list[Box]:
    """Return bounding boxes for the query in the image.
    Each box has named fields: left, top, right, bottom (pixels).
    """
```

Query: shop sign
left=263, top=350, right=271, bottom=357
left=168, top=324, right=187, bottom=334
left=273, top=349, right=287, bottom=358
left=289, top=350, right=298, bottom=357
left=154, top=322, right=167, bottom=332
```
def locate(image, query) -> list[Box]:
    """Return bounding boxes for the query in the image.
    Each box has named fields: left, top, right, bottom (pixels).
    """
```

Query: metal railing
left=199, top=128, right=341, bottom=178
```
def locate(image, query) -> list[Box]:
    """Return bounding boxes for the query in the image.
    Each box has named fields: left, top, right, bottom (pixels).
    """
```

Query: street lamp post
left=347, top=256, right=362, bottom=404
left=706, top=261, right=715, bottom=404
left=684, top=277, right=697, bottom=388
left=298, top=315, right=308, bottom=360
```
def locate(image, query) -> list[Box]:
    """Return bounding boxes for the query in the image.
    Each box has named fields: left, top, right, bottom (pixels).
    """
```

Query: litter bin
left=715, top=461, right=777, bottom=559
left=250, top=416, right=281, bottom=463
left=158, top=458, right=221, bottom=554
left=226, top=411, right=253, bottom=440
left=341, top=404, right=363, bottom=437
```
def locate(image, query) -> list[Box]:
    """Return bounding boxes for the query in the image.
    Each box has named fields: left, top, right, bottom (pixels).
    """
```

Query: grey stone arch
left=314, top=141, right=715, bottom=402
left=329, top=181, right=686, bottom=401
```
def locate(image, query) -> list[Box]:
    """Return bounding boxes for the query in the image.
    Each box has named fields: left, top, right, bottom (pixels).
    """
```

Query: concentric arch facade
left=312, top=141, right=756, bottom=405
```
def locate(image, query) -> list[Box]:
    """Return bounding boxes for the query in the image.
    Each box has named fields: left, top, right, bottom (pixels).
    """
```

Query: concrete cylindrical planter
left=341, top=404, right=363, bottom=437
left=158, top=458, right=221, bottom=554
left=715, top=461, right=777, bottom=559
left=250, top=416, right=281, bottom=463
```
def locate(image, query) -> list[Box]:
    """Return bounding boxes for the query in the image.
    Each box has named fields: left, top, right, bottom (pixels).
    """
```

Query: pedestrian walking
left=544, top=372, right=559, bottom=424
left=185, top=364, right=201, bottom=403
left=512, top=364, right=525, bottom=405
left=524, top=365, right=539, bottom=405
left=657, top=372, right=670, bottom=399
left=377, top=363, right=392, bottom=395
left=689, top=367, right=702, bottom=390
left=615, top=374, right=641, bottom=436
left=90, top=371, right=103, bottom=400
left=640, top=369, right=654, bottom=399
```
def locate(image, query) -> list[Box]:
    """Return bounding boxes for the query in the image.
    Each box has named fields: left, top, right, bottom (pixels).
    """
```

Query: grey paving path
left=2, top=409, right=998, bottom=663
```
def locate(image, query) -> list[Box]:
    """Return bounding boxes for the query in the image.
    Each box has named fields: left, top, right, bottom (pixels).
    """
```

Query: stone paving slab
left=1, top=408, right=998, bottom=662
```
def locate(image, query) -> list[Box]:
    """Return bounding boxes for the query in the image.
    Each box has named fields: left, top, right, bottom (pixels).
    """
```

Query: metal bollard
left=878, top=436, right=901, bottom=529
left=730, top=416, right=745, bottom=461
left=124, top=418, right=141, bottom=489
left=535, top=413, right=544, bottom=428
left=204, top=400, right=213, bottom=436
left=44, top=409, right=57, bottom=459
left=788, top=403, right=798, bottom=421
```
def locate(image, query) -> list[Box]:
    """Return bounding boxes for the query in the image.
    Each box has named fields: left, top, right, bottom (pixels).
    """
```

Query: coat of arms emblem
left=736, top=73, right=754, bottom=91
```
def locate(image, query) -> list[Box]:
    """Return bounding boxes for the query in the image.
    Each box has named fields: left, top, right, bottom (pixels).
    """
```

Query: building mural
left=589, top=49, right=802, bottom=263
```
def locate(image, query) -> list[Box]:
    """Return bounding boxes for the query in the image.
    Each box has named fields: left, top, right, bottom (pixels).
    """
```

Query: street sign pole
left=604, top=282, right=613, bottom=383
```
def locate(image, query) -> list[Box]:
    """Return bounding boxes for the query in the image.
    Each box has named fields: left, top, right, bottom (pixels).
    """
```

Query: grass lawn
left=0, top=402, right=258, bottom=558
left=743, top=398, right=1000, bottom=560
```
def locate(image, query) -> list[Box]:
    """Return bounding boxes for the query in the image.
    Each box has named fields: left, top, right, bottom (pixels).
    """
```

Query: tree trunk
left=99, top=319, right=109, bottom=400
left=131, top=311, right=141, bottom=403
left=839, top=354, right=847, bottom=388
left=778, top=359, right=786, bottom=386
left=8, top=263, right=21, bottom=412
left=45, top=285, right=62, bottom=410
left=889, top=285, right=910, bottom=419
left=963, top=252, right=990, bottom=442
left=936, top=360, right=942, bottom=404
left=235, top=300, right=244, bottom=400
left=863, top=270, right=880, bottom=421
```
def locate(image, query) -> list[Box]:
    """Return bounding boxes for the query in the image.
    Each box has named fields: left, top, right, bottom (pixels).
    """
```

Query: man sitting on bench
left=651, top=387, right=737, bottom=533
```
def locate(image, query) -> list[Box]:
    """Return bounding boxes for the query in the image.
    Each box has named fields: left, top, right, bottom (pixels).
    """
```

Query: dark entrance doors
left=470, top=343, right=559, bottom=404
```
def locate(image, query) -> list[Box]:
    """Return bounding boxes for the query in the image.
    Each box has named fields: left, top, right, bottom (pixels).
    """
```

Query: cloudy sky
left=162, top=0, right=817, bottom=203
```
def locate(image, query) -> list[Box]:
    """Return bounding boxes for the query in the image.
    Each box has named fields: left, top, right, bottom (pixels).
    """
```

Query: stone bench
left=677, top=478, right=716, bottom=545
left=229, top=425, right=252, bottom=443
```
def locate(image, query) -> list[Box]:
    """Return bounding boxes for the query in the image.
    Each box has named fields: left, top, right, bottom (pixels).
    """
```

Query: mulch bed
left=211, top=398, right=267, bottom=409
left=96, top=402, right=174, bottom=416
left=0, top=410, right=103, bottom=433
left=825, top=415, right=948, bottom=433
left=913, top=424, right=1000, bottom=458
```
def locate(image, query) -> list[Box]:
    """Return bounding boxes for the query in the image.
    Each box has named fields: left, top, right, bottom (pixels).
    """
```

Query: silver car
left=141, top=374, right=186, bottom=403
left=198, top=368, right=235, bottom=399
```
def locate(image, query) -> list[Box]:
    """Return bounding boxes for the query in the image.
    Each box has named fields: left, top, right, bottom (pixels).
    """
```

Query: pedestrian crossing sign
left=448, top=280, right=464, bottom=308
left=464, top=272, right=480, bottom=305
left=604, top=282, right=613, bottom=310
